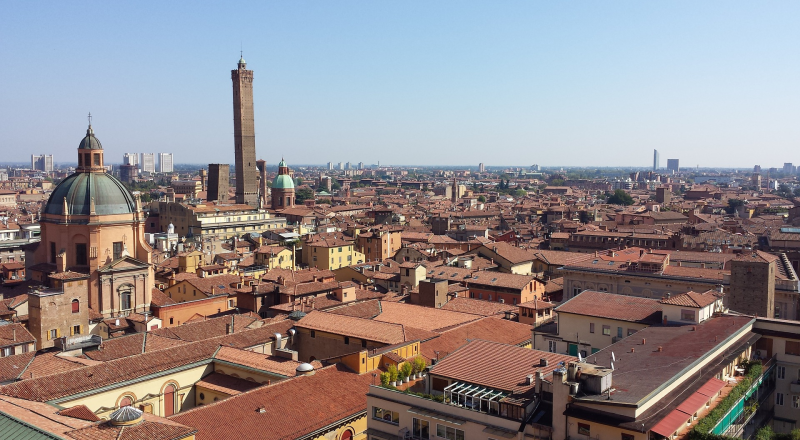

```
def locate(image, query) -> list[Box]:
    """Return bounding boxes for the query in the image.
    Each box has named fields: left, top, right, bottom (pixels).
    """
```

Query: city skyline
left=1, top=1, right=798, bottom=167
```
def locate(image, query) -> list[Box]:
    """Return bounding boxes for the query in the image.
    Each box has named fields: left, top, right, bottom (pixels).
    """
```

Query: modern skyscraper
left=666, top=159, right=679, bottom=173
left=479, top=163, right=485, bottom=173
left=327, top=162, right=333, bottom=171
left=31, top=154, right=54, bottom=172
left=140, top=153, right=156, bottom=173
left=653, top=149, right=659, bottom=171
left=207, top=164, right=230, bottom=203
left=232, top=55, right=258, bottom=207
left=158, top=153, right=174, bottom=173
left=123, top=153, right=139, bottom=167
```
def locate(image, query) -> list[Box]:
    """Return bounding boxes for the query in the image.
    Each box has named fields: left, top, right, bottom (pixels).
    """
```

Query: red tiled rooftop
left=556, top=290, right=663, bottom=324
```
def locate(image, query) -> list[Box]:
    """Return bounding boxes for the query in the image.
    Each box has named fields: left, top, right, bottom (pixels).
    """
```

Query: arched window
left=119, top=284, right=133, bottom=310
left=119, top=396, right=133, bottom=408
left=71, top=299, right=79, bottom=314
left=163, top=384, right=176, bottom=417
left=341, top=429, right=353, bottom=440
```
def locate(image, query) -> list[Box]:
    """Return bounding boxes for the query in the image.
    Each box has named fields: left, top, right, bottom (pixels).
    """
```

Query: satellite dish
left=611, top=362, right=615, bottom=370
left=611, top=352, right=616, bottom=362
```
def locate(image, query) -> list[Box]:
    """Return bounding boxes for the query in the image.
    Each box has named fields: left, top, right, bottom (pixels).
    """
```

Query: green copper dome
left=78, top=126, right=103, bottom=150
left=44, top=172, right=137, bottom=216
left=272, top=174, right=295, bottom=189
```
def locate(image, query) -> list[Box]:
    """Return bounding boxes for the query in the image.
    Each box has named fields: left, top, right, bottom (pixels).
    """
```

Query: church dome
left=78, top=125, right=103, bottom=150
left=272, top=174, right=294, bottom=190
left=44, top=173, right=137, bottom=216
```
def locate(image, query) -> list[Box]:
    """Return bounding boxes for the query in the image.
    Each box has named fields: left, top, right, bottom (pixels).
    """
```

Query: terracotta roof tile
left=169, top=364, right=374, bottom=440
left=556, top=290, right=663, bottom=323
left=431, top=339, right=574, bottom=395
left=374, top=301, right=482, bottom=332
left=659, top=290, right=722, bottom=308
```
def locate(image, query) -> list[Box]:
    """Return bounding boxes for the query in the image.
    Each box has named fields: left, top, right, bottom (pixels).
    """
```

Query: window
left=372, top=407, right=399, bottom=425
left=310, top=330, right=316, bottom=338
left=621, top=434, right=635, bottom=440
left=577, top=423, right=590, bottom=436
left=794, top=395, right=800, bottom=409
left=413, top=418, right=430, bottom=440
left=777, top=366, right=785, bottom=380
left=71, top=299, right=79, bottom=313
left=786, top=341, right=800, bottom=356
left=169, top=317, right=174, bottom=325
left=119, top=285, right=133, bottom=310
left=344, top=336, right=350, bottom=345
left=776, top=393, right=784, bottom=406
left=1, top=347, right=11, bottom=357
left=50, top=242, right=56, bottom=264
left=617, top=327, right=623, bottom=339
left=589, top=323, right=595, bottom=333
left=602, top=325, right=611, bottom=336
left=113, top=242, right=123, bottom=260
left=681, top=309, right=696, bottom=321
left=362, top=339, right=367, bottom=348
left=72, top=325, right=81, bottom=335
left=580, top=350, right=587, bottom=358
left=548, top=340, right=557, bottom=353
left=572, top=287, right=582, bottom=297
left=75, top=243, right=87, bottom=265
left=49, top=329, right=58, bottom=340
left=436, top=424, right=464, bottom=440
left=93, top=153, right=100, bottom=166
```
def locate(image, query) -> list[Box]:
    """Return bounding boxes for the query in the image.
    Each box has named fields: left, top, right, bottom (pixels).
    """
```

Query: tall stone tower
left=232, top=55, right=258, bottom=207
left=727, top=251, right=776, bottom=318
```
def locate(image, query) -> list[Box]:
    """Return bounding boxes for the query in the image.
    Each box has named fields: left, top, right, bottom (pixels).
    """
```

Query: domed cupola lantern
left=77, top=113, right=105, bottom=173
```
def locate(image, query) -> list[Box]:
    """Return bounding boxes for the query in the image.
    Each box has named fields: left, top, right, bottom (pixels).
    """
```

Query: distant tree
left=295, top=188, right=314, bottom=204
left=513, top=189, right=527, bottom=197
left=607, top=189, right=634, bottom=206
left=725, top=198, right=745, bottom=214
left=477, top=195, right=486, bottom=203
left=317, top=198, right=332, bottom=205
left=296, top=177, right=303, bottom=185
left=794, top=188, right=800, bottom=197
left=550, top=178, right=565, bottom=186
left=331, top=180, right=342, bottom=191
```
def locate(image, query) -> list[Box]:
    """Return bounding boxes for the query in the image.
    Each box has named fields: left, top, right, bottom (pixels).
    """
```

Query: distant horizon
left=0, top=161, right=784, bottom=173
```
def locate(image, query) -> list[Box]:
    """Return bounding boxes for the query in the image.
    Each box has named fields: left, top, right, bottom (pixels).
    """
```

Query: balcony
left=54, top=334, right=102, bottom=351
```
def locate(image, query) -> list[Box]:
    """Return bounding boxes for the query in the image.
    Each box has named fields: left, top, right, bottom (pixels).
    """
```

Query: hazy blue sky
left=1, top=1, right=798, bottom=167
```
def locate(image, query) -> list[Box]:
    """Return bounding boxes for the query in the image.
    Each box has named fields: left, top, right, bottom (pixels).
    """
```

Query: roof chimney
left=657, top=346, right=663, bottom=352
left=642, top=338, right=646, bottom=345
left=539, top=358, right=548, bottom=367
left=631, top=348, right=635, bottom=353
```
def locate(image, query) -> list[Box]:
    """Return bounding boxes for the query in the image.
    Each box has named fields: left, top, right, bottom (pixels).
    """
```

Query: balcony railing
left=709, top=357, right=776, bottom=438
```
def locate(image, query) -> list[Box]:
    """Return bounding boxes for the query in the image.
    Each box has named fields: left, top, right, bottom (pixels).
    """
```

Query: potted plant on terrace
left=401, top=362, right=413, bottom=383
left=412, top=357, right=427, bottom=379
left=387, top=365, right=399, bottom=387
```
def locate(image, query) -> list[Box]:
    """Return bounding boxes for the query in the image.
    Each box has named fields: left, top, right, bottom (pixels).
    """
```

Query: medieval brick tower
left=727, top=251, right=776, bottom=318
left=232, top=55, right=258, bottom=207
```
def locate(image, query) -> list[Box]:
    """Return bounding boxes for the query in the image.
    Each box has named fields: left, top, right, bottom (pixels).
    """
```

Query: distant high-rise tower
left=666, top=159, right=679, bottom=173
left=478, top=163, right=485, bottom=173
left=653, top=149, right=659, bottom=171
left=232, top=55, right=258, bottom=207
left=158, top=153, right=173, bottom=173
left=140, top=153, right=156, bottom=173
left=31, top=154, right=53, bottom=172
left=123, top=153, right=139, bottom=167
